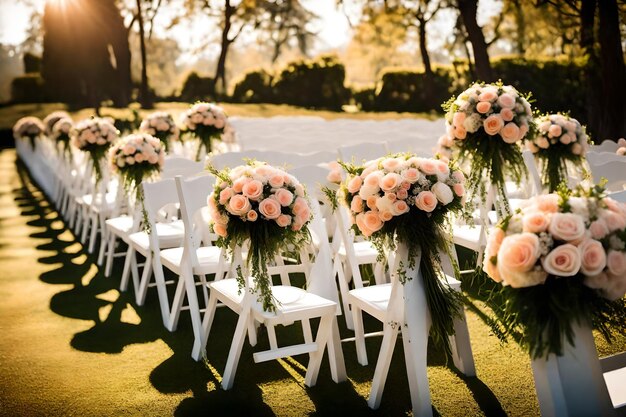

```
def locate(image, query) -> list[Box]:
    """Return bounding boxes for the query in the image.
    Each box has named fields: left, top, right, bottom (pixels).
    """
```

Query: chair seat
left=128, top=220, right=185, bottom=254
left=338, top=241, right=379, bottom=261
left=452, top=224, right=489, bottom=251
left=348, top=283, right=392, bottom=322
left=210, top=279, right=337, bottom=322
left=159, top=245, right=223, bottom=275
left=105, top=215, right=135, bottom=236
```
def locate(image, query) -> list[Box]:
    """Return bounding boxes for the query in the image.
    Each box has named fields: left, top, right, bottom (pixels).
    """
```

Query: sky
left=0, top=0, right=501, bottom=58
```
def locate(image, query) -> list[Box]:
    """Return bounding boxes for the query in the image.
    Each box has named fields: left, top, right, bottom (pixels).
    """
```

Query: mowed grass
left=0, top=102, right=439, bottom=132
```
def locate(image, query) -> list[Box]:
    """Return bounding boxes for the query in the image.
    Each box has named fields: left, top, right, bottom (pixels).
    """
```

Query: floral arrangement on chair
left=616, top=138, right=626, bottom=156
left=50, top=117, right=74, bottom=160
left=435, top=133, right=455, bottom=163
left=139, top=111, right=179, bottom=153
left=339, top=153, right=467, bottom=355
left=13, top=116, right=45, bottom=150
left=443, top=82, right=534, bottom=214
left=482, top=185, right=626, bottom=358
left=526, top=114, right=589, bottom=192
left=71, top=117, right=119, bottom=184
left=109, top=133, right=165, bottom=206
left=43, top=111, right=71, bottom=137
left=181, top=102, right=229, bottom=161
left=207, top=161, right=312, bottom=311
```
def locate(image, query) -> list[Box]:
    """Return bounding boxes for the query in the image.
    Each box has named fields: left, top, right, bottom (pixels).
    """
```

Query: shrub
left=352, top=87, right=376, bottom=112
left=180, top=72, right=215, bottom=102
left=374, top=67, right=454, bottom=113
left=11, top=74, right=45, bottom=103
left=232, top=69, right=274, bottom=103
left=23, top=53, right=42, bottom=74
left=272, top=55, right=350, bottom=110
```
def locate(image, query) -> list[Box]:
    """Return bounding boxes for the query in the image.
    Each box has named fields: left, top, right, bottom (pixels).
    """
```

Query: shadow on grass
left=14, top=156, right=507, bottom=417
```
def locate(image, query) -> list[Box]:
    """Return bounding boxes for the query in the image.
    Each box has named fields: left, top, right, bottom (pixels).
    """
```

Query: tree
left=456, top=0, right=493, bottom=81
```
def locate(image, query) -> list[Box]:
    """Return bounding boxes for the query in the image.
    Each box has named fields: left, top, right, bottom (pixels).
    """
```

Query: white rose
left=431, top=182, right=454, bottom=205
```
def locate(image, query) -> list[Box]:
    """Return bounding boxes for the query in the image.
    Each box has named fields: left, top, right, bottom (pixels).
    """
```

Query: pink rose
left=535, top=194, right=559, bottom=213
left=452, top=112, right=466, bottom=127
left=501, top=122, right=520, bottom=144
left=292, top=197, right=308, bottom=216
left=419, top=160, right=438, bottom=176
left=327, top=169, right=342, bottom=183
left=548, top=124, right=562, bottom=138
left=559, top=133, right=572, bottom=145
left=397, top=189, right=408, bottom=199
left=366, top=196, right=377, bottom=210
left=364, top=172, right=382, bottom=188
left=392, top=200, right=409, bottom=216
left=600, top=210, right=626, bottom=232
left=549, top=213, right=586, bottom=242
left=483, top=256, right=502, bottom=283
left=415, top=191, right=438, bottom=212
left=232, top=177, right=248, bottom=193
left=452, top=170, right=465, bottom=184
left=227, top=195, right=251, bottom=216
left=347, top=176, right=362, bottom=193
left=242, top=180, right=263, bottom=201
left=607, top=250, right=626, bottom=276
left=380, top=173, right=402, bottom=192
left=497, top=93, right=516, bottom=108
left=213, top=223, right=227, bottom=237
left=453, top=125, right=467, bottom=140
left=351, top=196, right=364, bottom=213
left=589, top=219, right=609, bottom=240
left=401, top=168, right=420, bottom=183
left=362, top=211, right=384, bottom=233
left=355, top=213, right=373, bottom=237
left=258, top=198, right=281, bottom=219
left=584, top=272, right=608, bottom=291
left=453, top=183, right=465, bottom=197
left=497, top=233, right=546, bottom=288
left=571, top=143, right=582, bottom=155
left=268, top=174, right=285, bottom=188
left=483, top=115, right=504, bottom=136
left=276, top=214, right=292, bottom=227
left=578, top=239, right=607, bottom=276
left=500, top=108, right=514, bottom=122
left=219, top=188, right=234, bottom=205
left=522, top=211, right=550, bottom=233
left=275, top=189, right=294, bottom=207
left=379, top=210, right=393, bottom=222
left=542, top=244, right=581, bottom=277
left=246, top=210, right=258, bottom=222
left=476, top=101, right=491, bottom=114
left=479, top=90, right=497, bottom=102
left=382, top=158, right=403, bottom=172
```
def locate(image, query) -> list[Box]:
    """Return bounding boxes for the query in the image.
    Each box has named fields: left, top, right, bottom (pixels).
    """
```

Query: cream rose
left=501, top=122, right=520, bottom=144
left=227, top=195, right=251, bottom=216
left=275, top=189, right=294, bottom=207
left=483, top=115, right=504, bottom=136
left=578, top=239, right=607, bottom=276
left=415, top=191, right=438, bottom=212
left=542, top=244, right=581, bottom=277
left=522, top=211, right=550, bottom=233
left=497, top=233, right=545, bottom=288
left=258, top=198, right=281, bottom=219
left=380, top=173, right=402, bottom=192
left=431, top=182, right=454, bottom=205
left=607, top=250, right=626, bottom=276
left=548, top=213, right=586, bottom=242
left=347, top=176, right=363, bottom=193
left=242, top=180, right=263, bottom=201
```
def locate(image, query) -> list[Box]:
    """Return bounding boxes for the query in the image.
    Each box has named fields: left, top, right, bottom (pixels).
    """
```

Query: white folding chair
left=522, top=149, right=543, bottom=196
left=337, top=142, right=389, bottom=164
left=199, top=197, right=347, bottom=389
left=348, top=243, right=475, bottom=414
left=588, top=158, right=626, bottom=192
left=589, top=140, right=619, bottom=154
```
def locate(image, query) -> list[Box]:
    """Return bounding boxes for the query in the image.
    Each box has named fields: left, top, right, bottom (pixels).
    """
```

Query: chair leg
left=335, top=257, right=355, bottom=330
left=450, top=311, right=476, bottom=377
left=192, top=291, right=219, bottom=361
left=88, top=213, right=98, bottom=253
left=304, top=314, right=333, bottom=387
left=120, top=247, right=134, bottom=291
left=104, top=235, right=116, bottom=278
left=326, top=318, right=347, bottom=383
left=401, top=324, right=432, bottom=417
left=136, top=252, right=153, bottom=306
left=97, top=224, right=108, bottom=266
left=352, top=305, right=368, bottom=366
left=367, top=324, right=399, bottom=410
left=152, top=256, right=172, bottom=329
left=221, top=305, right=252, bottom=390
left=167, top=275, right=187, bottom=332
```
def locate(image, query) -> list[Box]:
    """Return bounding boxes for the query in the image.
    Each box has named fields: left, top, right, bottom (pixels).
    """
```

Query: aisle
left=0, top=148, right=552, bottom=416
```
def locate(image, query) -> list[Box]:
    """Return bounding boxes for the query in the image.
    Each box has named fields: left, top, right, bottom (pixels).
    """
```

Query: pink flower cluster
left=13, top=116, right=45, bottom=140
left=43, top=111, right=71, bottom=136
left=109, top=133, right=165, bottom=172
left=483, top=193, right=626, bottom=300
left=326, top=161, right=343, bottom=185
left=181, top=102, right=228, bottom=132
left=208, top=162, right=311, bottom=238
left=527, top=114, right=588, bottom=156
left=615, top=138, right=626, bottom=156
left=435, top=133, right=455, bottom=163
left=342, top=155, right=466, bottom=237
left=140, top=112, right=179, bottom=141
left=71, top=118, right=119, bottom=151
left=51, top=117, right=73, bottom=140
left=446, top=83, right=532, bottom=144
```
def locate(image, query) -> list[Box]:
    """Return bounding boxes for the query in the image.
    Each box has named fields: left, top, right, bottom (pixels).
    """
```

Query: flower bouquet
left=616, top=138, right=626, bottom=156
left=13, top=116, right=45, bottom=150
left=482, top=186, right=626, bottom=358
left=43, top=111, right=71, bottom=137
left=109, top=133, right=165, bottom=207
left=527, top=114, right=589, bottom=192
left=443, top=82, right=533, bottom=214
left=207, top=161, right=312, bottom=311
left=50, top=117, right=74, bottom=160
left=71, top=117, right=119, bottom=184
left=339, top=154, right=466, bottom=354
left=181, top=102, right=228, bottom=161
left=435, top=133, right=455, bottom=163
left=139, top=111, right=179, bottom=153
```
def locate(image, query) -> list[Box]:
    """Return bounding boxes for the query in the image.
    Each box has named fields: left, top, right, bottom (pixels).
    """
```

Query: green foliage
left=11, top=75, right=45, bottom=103
left=180, top=72, right=215, bottom=102
left=23, top=53, right=42, bottom=74
left=374, top=67, right=454, bottom=113
left=272, top=55, right=350, bottom=110
left=351, top=87, right=376, bottom=112
left=231, top=69, right=274, bottom=104
left=492, top=57, right=586, bottom=125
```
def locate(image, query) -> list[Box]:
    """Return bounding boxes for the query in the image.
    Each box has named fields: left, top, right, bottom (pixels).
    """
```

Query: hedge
left=232, top=69, right=274, bottom=103
left=11, top=74, right=45, bottom=103
left=180, top=72, right=215, bottom=102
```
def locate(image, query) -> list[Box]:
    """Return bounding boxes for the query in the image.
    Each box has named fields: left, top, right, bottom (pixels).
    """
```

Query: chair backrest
left=588, top=158, right=626, bottom=192
left=208, top=151, right=262, bottom=171
left=162, top=156, right=205, bottom=178
left=608, top=190, right=626, bottom=203
left=522, top=149, right=543, bottom=196
left=142, top=178, right=181, bottom=259
left=589, top=140, right=619, bottom=154
left=586, top=151, right=624, bottom=166
left=175, top=173, right=216, bottom=252
left=337, top=142, right=389, bottom=164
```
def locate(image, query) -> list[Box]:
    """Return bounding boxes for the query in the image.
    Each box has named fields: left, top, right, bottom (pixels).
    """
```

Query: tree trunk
left=511, top=0, right=525, bottom=54
left=417, top=18, right=432, bottom=76
left=214, top=0, right=234, bottom=96
left=580, top=0, right=599, bottom=138
left=457, top=0, right=492, bottom=81
left=597, top=0, right=626, bottom=140
left=136, top=0, right=153, bottom=108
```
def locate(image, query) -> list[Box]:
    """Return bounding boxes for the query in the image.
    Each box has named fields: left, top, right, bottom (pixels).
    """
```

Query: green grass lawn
left=0, top=102, right=439, bottom=132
